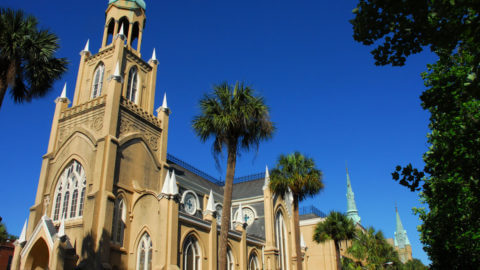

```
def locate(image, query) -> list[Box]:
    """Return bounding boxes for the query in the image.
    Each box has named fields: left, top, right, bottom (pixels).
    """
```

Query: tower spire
left=345, top=163, right=361, bottom=225
left=394, top=207, right=410, bottom=248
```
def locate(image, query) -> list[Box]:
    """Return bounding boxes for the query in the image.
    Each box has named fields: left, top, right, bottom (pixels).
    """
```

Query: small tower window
left=92, top=63, right=105, bottom=98
left=112, top=197, right=126, bottom=246
left=126, top=66, right=139, bottom=103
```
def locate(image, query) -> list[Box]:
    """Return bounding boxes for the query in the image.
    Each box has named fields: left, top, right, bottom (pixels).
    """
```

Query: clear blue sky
left=0, top=0, right=434, bottom=265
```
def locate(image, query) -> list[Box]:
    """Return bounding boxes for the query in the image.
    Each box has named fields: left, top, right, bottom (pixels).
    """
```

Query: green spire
left=394, top=207, right=410, bottom=248
left=108, top=0, right=146, bottom=10
left=346, top=165, right=361, bottom=225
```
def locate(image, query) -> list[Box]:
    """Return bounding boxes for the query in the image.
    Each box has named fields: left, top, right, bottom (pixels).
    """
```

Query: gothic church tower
left=345, top=166, right=361, bottom=225
left=11, top=1, right=173, bottom=269
left=394, top=208, right=413, bottom=263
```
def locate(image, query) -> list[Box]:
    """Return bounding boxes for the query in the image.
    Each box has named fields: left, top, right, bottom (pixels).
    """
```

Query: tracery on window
left=91, top=63, right=105, bottom=98
left=126, top=66, right=139, bottom=103
left=183, top=235, right=201, bottom=270
left=52, top=160, right=86, bottom=221
left=112, top=197, right=126, bottom=246
left=137, top=232, right=152, bottom=270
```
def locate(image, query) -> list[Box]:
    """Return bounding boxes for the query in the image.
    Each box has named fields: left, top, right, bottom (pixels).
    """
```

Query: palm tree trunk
left=293, top=196, right=303, bottom=270
left=335, top=241, right=342, bottom=270
left=218, top=142, right=237, bottom=270
left=0, top=79, right=7, bottom=109
left=0, top=61, right=17, bottom=109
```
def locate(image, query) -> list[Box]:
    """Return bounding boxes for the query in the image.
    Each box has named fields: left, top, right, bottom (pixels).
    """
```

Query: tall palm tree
left=192, top=81, right=274, bottom=270
left=0, top=8, right=67, bottom=109
left=313, top=211, right=356, bottom=270
left=270, top=152, right=324, bottom=270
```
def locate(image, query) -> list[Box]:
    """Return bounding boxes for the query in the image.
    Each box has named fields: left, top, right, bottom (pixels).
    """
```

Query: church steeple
left=102, top=0, right=147, bottom=53
left=394, top=207, right=410, bottom=248
left=346, top=165, right=361, bottom=225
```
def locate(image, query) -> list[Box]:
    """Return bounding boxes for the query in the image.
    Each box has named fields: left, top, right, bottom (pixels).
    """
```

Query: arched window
left=248, top=253, right=260, bottom=270
left=91, top=63, right=105, bottom=98
left=126, top=66, right=139, bottom=103
left=52, top=160, right=86, bottom=221
left=137, top=233, right=152, bottom=270
left=183, top=235, right=201, bottom=270
left=275, top=211, right=289, bottom=270
left=227, top=248, right=235, bottom=270
left=112, top=197, right=126, bottom=246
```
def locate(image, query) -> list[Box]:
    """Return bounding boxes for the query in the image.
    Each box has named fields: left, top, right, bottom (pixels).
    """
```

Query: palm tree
left=348, top=227, right=401, bottom=269
left=313, top=211, right=356, bottom=270
left=0, top=8, right=67, bottom=109
left=192, top=81, right=274, bottom=270
left=270, top=152, right=324, bottom=270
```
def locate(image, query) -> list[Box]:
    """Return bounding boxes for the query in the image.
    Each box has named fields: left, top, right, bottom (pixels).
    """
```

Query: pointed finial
left=170, top=170, right=178, bottom=195
left=55, top=83, right=70, bottom=104
left=58, top=218, right=66, bottom=239
left=206, top=190, right=215, bottom=213
left=300, top=233, right=307, bottom=249
left=157, top=93, right=170, bottom=115
left=82, top=39, right=90, bottom=53
left=159, top=170, right=179, bottom=199
left=150, top=48, right=158, bottom=64
left=109, top=62, right=123, bottom=82
left=235, top=203, right=244, bottom=224
left=160, top=171, right=172, bottom=195
left=262, top=165, right=270, bottom=191
left=117, top=24, right=126, bottom=40
left=61, top=83, right=67, bottom=98
left=162, top=93, right=168, bottom=109
left=18, top=220, right=27, bottom=245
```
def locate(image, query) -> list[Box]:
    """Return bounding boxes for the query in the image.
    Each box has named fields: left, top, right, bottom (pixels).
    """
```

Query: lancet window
left=52, top=160, right=86, bottom=221
left=275, top=211, right=289, bottom=270
left=112, top=197, right=126, bottom=246
left=137, top=232, right=152, bottom=270
left=126, top=66, right=139, bottom=103
left=248, top=253, right=260, bottom=270
left=91, top=63, right=105, bottom=98
left=183, top=235, right=201, bottom=270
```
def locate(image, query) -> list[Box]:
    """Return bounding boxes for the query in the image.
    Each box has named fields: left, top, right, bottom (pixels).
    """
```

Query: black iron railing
left=167, top=153, right=264, bottom=186
left=299, top=206, right=327, bottom=218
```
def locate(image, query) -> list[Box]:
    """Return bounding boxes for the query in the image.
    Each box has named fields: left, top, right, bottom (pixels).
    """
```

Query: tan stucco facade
left=10, top=1, right=311, bottom=269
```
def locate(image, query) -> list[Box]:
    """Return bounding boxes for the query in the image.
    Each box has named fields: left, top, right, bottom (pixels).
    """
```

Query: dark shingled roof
left=232, top=178, right=264, bottom=199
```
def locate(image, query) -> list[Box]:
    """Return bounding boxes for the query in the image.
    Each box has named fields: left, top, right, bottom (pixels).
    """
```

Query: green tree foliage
left=348, top=227, right=401, bottom=269
left=192, top=81, right=274, bottom=270
left=269, top=152, right=324, bottom=270
left=0, top=8, right=68, bottom=109
left=403, top=258, right=428, bottom=270
left=351, top=1, right=480, bottom=268
left=0, top=219, right=17, bottom=243
left=313, top=211, right=356, bottom=270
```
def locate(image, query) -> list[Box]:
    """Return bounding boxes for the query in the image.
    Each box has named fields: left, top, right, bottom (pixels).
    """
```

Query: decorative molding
left=118, top=112, right=160, bottom=152
left=125, top=49, right=153, bottom=71
left=60, top=95, right=106, bottom=120
left=120, top=98, right=162, bottom=129
left=57, top=105, right=105, bottom=146
left=86, top=46, right=115, bottom=64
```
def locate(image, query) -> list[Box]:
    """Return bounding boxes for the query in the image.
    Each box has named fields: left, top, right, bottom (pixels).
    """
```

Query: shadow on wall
left=57, top=229, right=111, bottom=270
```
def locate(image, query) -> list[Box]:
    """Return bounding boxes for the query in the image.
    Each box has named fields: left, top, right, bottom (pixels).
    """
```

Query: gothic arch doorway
left=24, top=238, right=50, bottom=270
